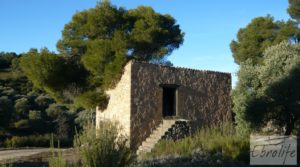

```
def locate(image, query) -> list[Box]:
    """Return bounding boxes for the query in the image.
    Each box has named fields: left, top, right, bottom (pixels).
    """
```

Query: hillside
left=0, top=54, right=87, bottom=148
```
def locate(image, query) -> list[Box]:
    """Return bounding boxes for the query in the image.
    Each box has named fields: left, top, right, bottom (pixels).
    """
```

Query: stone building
left=96, top=60, right=231, bottom=153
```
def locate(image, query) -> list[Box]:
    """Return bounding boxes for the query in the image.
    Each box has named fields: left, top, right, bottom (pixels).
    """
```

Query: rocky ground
left=136, top=150, right=249, bottom=167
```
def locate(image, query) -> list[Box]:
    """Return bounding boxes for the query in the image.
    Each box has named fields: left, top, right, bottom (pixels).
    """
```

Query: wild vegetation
left=73, top=122, right=135, bottom=167
left=231, top=0, right=300, bottom=135
left=0, top=53, right=76, bottom=147
left=146, top=124, right=248, bottom=161
left=19, top=1, right=184, bottom=110
left=1, top=0, right=300, bottom=166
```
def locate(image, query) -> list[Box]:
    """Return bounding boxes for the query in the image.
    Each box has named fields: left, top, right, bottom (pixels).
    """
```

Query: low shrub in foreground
left=146, top=124, right=249, bottom=163
left=74, top=122, right=136, bottom=167
left=49, top=135, right=68, bottom=167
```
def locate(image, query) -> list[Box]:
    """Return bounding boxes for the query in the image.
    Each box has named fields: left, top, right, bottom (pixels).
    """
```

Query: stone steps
left=136, top=119, right=190, bottom=157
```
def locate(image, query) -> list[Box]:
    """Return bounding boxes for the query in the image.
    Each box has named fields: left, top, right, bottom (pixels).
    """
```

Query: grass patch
left=146, top=124, right=249, bottom=162
left=49, top=135, right=68, bottom=167
left=1, top=160, right=13, bottom=167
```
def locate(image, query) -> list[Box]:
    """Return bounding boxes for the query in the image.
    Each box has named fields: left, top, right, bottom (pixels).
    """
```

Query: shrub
left=4, top=134, right=58, bottom=148
left=74, top=122, right=136, bottom=167
left=14, top=119, right=30, bottom=129
left=3, top=134, right=71, bottom=148
left=1, top=88, right=16, bottom=97
left=35, top=94, right=54, bottom=110
left=46, top=104, right=68, bottom=119
left=14, top=97, right=30, bottom=116
left=49, top=135, right=68, bottom=167
left=0, top=96, right=13, bottom=126
left=56, top=111, right=75, bottom=140
left=75, top=109, right=96, bottom=128
left=28, top=110, right=42, bottom=120
left=1, top=160, right=13, bottom=167
left=147, top=124, right=249, bottom=163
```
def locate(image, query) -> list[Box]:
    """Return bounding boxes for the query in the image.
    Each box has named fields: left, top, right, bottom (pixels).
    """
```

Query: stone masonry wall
left=162, top=120, right=191, bottom=141
left=130, top=61, right=231, bottom=149
left=96, top=61, right=132, bottom=139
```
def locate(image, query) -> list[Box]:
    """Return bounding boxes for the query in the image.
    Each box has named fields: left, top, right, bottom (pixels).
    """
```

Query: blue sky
left=0, top=0, right=290, bottom=86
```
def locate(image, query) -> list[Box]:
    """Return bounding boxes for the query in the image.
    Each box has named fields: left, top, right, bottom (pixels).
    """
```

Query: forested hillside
left=0, top=52, right=90, bottom=147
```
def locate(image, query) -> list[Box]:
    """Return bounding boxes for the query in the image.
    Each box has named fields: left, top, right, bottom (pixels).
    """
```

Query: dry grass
left=146, top=124, right=249, bottom=162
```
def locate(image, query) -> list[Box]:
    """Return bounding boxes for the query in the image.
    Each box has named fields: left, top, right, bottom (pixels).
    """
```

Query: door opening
left=162, top=87, right=177, bottom=117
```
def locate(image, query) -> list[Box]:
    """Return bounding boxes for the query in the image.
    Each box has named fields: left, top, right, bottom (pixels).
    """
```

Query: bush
left=14, top=119, right=30, bottom=129
left=0, top=52, right=17, bottom=69
left=3, top=134, right=70, bottom=148
left=56, top=111, right=75, bottom=140
left=1, top=88, right=16, bottom=97
left=46, top=104, right=68, bottom=119
left=147, top=124, right=249, bottom=163
left=75, top=109, right=96, bottom=128
left=28, top=110, right=42, bottom=120
left=74, top=122, right=136, bottom=167
left=49, top=135, right=68, bottom=167
left=14, top=97, right=30, bottom=117
left=0, top=96, right=13, bottom=126
left=34, top=94, right=54, bottom=110
left=4, top=134, right=60, bottom=148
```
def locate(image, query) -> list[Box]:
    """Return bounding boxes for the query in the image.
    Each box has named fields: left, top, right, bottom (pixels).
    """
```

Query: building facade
left=96, top=61, right=232, bottom=149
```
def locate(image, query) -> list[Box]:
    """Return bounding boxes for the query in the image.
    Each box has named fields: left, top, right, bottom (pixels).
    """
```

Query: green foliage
left=46, top=104, right=69, bottom=119
left=0, top=62, right=77, bottom=148
left=28, top=110, right=42, bottom=120
left=147, top=124, right=249, bottom=162
left=232, top=60, right=259, bottom=134
left=81, top=38, right=127, bottom=89
left=45, top=104, right=76, bottom=141
left=75, top=109, right=96, bottom=127
left=0, top=52, right=17, bottom=69
left=11, top=57, right=21, bottom=72
left=0, top=96, right=13, bottom=126
left=36, top=1, right=183, bottom=109
left=74, top=91, right=108, bottom=109
left=1, top=160, right=13, bottom=167
left=19, top=2, right=183, bottom=109
left=49, top=135, right=68, bottom=167
left=1, top=87, right=16, bottom=97
left=288, top=0, right=300, bottom=21
left=4, top=134, right=60, bottom=148
left=56, top=111, right=76, bottom=140
left=14, top=119, right=30, bottom=129
left=57, top=2, right=184, bottom=59
left=35, top=94, right=54, bottom=110
left=230, top=16, right=300, bottom=65
left=49, top=149, right=68, bottom=167
left=233, top=41, right=300, bottom=134
left=74, top=122, right=136, bottom=167
left=14, top=97, right=30, bottom=116
left=19, top=48, right=68, bottom=102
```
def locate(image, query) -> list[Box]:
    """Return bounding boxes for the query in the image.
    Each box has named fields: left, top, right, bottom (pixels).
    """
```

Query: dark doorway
left=162, top=87, right=177, bottom=117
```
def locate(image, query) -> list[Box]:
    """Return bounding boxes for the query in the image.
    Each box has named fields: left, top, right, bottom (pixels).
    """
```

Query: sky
left=0, top=0, right=291, bottom=86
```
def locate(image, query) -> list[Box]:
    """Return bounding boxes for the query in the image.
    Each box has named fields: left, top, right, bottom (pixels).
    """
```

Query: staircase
left=136, top=119, right=189, bottom=156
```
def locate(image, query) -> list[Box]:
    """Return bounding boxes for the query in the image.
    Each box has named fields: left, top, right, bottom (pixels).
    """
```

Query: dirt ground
left=0, top=148, right=78, bottom=167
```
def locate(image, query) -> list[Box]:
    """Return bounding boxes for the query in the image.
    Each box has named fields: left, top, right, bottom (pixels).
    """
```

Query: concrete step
left=146, top=136, right=162, bottom=143
left=142, top=141, right=158, bottom=148
left=149, top=130, right=167, bottom=138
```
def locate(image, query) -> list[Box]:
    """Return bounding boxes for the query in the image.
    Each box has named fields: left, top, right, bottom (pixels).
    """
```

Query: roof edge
left=128, top=60, right=231, bottom=76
